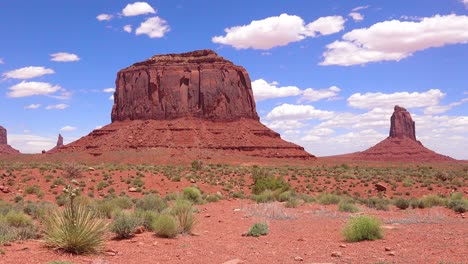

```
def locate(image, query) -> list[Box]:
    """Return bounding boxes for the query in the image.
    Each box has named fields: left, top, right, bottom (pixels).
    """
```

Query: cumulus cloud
left=109, top=95, right=114, bottom=100
left=347, top=89, right=445, bottom=110
left=349, top=12, right=364, bottom=21
left=321, top=14, right=468, bottom=66
left=301, top=86, right=341, bottom=102
left=96, top=14, right=113, bottom=21
left=46, top=104, right=69, bottom=110
left=423, top=98, right=468, bottom=115
left=263, top=120, right=307, bottom=130
left=266, top=104, right=334, bottom=120
left=3, top=66, right=54, bottom=79
left=212, top=14, right=345, bottom=50
left=252, top=79, right=302, bottom=101
left=462, top=0, right=468, bottom=7
left=7, top=81, right=62, bottom=98
left=102, top=88, right=115, bottom=93
left=50, top=52, right=80, bottom=62
left=24, top=104, right=41, bottom=109
left=122, top=2, right=156, bottom=16
left=60, top=126, right=77, bottom=132
left=136, top=17, right=170, bottom=38
left=123, top=25, right=132, bottom=33
left=9, top=134, right=56, bottom=154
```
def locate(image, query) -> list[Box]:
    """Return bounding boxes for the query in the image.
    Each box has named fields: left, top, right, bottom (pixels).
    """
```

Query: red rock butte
left=351, top=105, right=455, bottom=162
left=55, top=50, right=314, bottom=160
left=0, top=125, right=20, bottom=154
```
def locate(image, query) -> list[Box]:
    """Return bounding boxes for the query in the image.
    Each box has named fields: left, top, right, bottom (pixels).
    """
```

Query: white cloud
left=266, top=104, right=334, bottom=120
left=60, top=126, right=77, bottom=132
left=46, top=104, right=69, bottom=110
left=423, top=98, right=468, bottom=115
left=103, top=88, right=115, bottom=93
left=347, top=89, right=445, bottom=110
left=9, top=134, right=56, bottom=153
left=212, top=14, right=345, bottom=50
left=109, top=95, right=114, bottom=100
left=321, top=14, right=468, bottom=66
left=462, top=0, right=468, bottom=8
left=301, top=86, right=341, bottom=102
left=349, top=12, right=364, bottom=22
left=136, top=17, right=170, bottom=38
left=3, top=66, right=54, bottom=79
left=263, top=120, right=307, bottom=130
left=24, top=104, right=41, bottom=109
left=123, top=25, right=132, bottom=33
left=50, top=52, right=80, bottom=62
left=122, top=2, right=156, bottom=16
left=95, top=125, right=103, bottom=130
left=252, top=79, right=302, bottom=101
left=7, top=81, right=62, bottom=98
left=96, top=14, right=113, bottom=21
left=352, top=5, right=369, bottom=12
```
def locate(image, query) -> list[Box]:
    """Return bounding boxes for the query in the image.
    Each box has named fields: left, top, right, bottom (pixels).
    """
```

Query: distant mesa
left=0, top=125, right=20, bottom=154
left=56, top=50, right=314, bottom=160
left=350, top=105, right=455, bottom=162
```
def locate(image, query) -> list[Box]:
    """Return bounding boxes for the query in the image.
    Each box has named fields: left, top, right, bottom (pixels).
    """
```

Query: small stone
left=339, top=244, right=347, bottom=248
left=222, top=258, right=243, bottom=264
left=128, top=187, right=137, bottom=192
left=388, top=251, right=396, bottom=256
left=205, top=214, right=211, bottom=218
left=297, top=238, right=305, bottom=242
left=190, top=178, right=196, bottom=183
left=385, top=247, right=392, bottom=251
left=294, top=256, right=304, bottom=261
left=233, top=208, right=241, bottom=212
left=331, top=251, right=342, bottom=257
left=88, top=167, right=95, bottom=171
left=153, top=241, right=158, bottom=246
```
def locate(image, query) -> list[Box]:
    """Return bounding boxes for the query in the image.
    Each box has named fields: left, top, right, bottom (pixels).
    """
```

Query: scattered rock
left=339, top=244, right=347, bottom=248
left=190, top=178, right=196, bottom=183
left=297, top=238, right=306, bottom=242
left=375, top=183, right=387, bottom=192
left=331, top=252, right=342, bottom=258
left=104, top=249, right=117, bottom=256
left=128, top=187, right=138, bottom=192
left=0, top=186, right=10, bottom=193
left=385, top=247, right=392, bottom=251
left=222, top=259, right=243, bottom=264
left=294, top=256, right=304, bottom=261
left=388, top=251, right=396, bottom=256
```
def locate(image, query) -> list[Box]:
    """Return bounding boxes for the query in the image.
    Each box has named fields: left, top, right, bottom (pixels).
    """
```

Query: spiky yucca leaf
left=44, top=204, right=107, bottom=254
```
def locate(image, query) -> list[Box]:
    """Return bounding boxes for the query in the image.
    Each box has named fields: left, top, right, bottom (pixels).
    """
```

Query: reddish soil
left=0, top=201, right=466, bottom=264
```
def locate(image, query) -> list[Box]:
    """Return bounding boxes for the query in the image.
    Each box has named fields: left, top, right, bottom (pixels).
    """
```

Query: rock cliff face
left=56, top=50, right=314, bottom=161
left=111, top=49, right=258, bottom=122
left=56, top=134, right=64, bottom=148
left=389, top=105, right=416, bottom=140
left=350, top=105, right=455, bottom=162
left=0, top=125, right=20, bottom=154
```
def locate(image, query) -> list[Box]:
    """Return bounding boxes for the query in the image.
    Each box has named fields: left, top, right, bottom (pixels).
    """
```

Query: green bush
left=171, top=199, right=196, bottom=234
left=343, top=215, right=383, bottom=242
left=338, top=202, right=359, bottom=213
left=252, top=190, right=275, bottom=203
left=448, top=199, right=467, bottom=213
left=110, top=212, right=142, bottom=239
left=135, top=210, right=159, bottom=231
left=113, top=196, right=134, bottom=209
left=421, top=195, right=446, bottom=208
left=365, top=197, right=390, bottom=211
left=318, top=193, right=342, bottom=205
left=44, top=204, right=107, bottom=254
left=394, top=198, right=410, bottom=210
left=251, top=169, right=290, bottom=195
left=0, top=221, right=16, bottom=244
left=285, top=196, right=300, bottom=208
left=2, top=211, right=33, bottom=228
left=246, top=222, right=269, bottom=237
left=183, top=187, right=202, bottom=204
left=94, top=200, right=119, bottom=219
left=152, top=214, right=178, bottom=238
left=135, top=194, right=167, bottom=212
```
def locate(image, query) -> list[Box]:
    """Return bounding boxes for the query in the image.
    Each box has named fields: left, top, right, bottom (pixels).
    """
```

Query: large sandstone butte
left=351, top=105, right=455, bottom=162
left=56, top=50, right=314, bottom=161
left=0, top=125, right=20, bottom=154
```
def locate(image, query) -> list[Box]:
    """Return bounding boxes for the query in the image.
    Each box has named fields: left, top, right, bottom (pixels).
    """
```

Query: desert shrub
left=2, top=211, right=33, bottom=228
left=183, top=187, right=202, bottom=204
left=278, top=191, right=293, bottom=202
left=0, top=221, right=16, bottom=244
left=394, top=198, right=410, bottom=210
left=191, top=160, right=203, bottom=171
left=318, top=193, right=342, bottom=205
left=110, top=212, right=142, bottom=239
left=171, top=199, right=196, bottom=234
left=135, top=194, right=167, bottom=212
left=246, top=222, right=269, bottom=237
left=63, top=162, right=84, bottom=179
left=251, top=168, right=290, bottom=195
left=44, top=186, right=107, bottom=254
left=113, top=196, right=134, bottom=209
left=152, top=214, right=178, bottom=238
left=253, top=190, right=275, bottom=203
left=135, top=210, right=159, bottom=231
left=410, top=198, right=424, bottom=209
left=285, top=196, right=300, bottom=208
left=55, top=193, right=69, bottom=207
left=23, top=201, right=57, bottom=219
left=343, top=215, right=383, bottom=242
left=13, top=225, right=38, bottom=240
left=94, top=199, right=121, bottom=219
left=447, top=199, right=467, bottom=213
left=338, top=202, right=360, bottom=213
left=365, top=197, right=390, bottom=211
left=421, top=195, right=446, bottom=208
left=24, top=185, right=44, bottom=197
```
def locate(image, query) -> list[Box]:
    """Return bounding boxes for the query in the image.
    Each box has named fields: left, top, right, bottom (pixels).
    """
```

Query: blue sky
left=1, top=0, right=467, bottom=159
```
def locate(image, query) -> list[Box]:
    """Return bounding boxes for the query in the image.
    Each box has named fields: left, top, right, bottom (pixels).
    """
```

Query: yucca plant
left=44, top=185, right=107, bottom=254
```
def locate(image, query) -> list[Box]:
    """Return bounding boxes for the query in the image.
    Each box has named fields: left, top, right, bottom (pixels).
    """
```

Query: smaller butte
left=0, top=125, right=20, bottom=154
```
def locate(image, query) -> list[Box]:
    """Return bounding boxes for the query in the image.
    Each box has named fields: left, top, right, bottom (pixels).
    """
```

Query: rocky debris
left=331, top=251, right=342, bottom=257
left=375, top=183, right=387, bottom=192
left=0, top=186, right=11, bottom=193
left=348, top=105, right=456, bottom=162
left=294, top=256, right=304, bottom=261
left=128, top=187, right=138, bottom=192
left=56, top=133, right=64, bottom=148
left=0, top=125, right=20, bottom=154
left=112, top=49, right=258, bottom=122
left=53, top=50, right=315, bottom=161
left=222, top=259, right=244, bottom=264
left=390, top=105, right=416, bottom=140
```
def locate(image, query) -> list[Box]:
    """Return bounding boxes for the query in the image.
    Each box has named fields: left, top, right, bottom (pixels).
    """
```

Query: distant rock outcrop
left=0, top=125, right=20, bottom=154
left=349, top=105, right=455, bottom=162
left=56, top=134, right=64, bottom=148
left=55, top=50, right=314, bottom=161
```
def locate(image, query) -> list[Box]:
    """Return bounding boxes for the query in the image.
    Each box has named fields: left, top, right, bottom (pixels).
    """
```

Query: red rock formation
left=349, top=105, right=455, bottom=162
left=111, top=49, right=258, bottom=122
left=0, top=125, right=20, bottom=154
left=56, top=50, right=314, bottom=161
left=389, top=105, right=416, bottom=140
left=56, top=134, right=64, bottom=148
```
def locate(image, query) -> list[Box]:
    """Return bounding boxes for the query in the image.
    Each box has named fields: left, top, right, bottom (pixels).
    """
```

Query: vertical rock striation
left=389, top=105, right=416, bottom=140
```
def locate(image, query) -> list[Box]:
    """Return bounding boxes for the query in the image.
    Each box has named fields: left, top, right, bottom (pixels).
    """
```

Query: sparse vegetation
left=246, top=222, right=269, bottom=237
left=343, top=215, right=383, bottom=242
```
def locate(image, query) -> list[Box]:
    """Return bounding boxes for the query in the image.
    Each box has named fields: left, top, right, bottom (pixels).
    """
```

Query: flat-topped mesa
left=111, top=49, right=259, bottom=122
left=389, top=105, right=416, bottom=140
left=0, top=126, right=6, bottom=145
